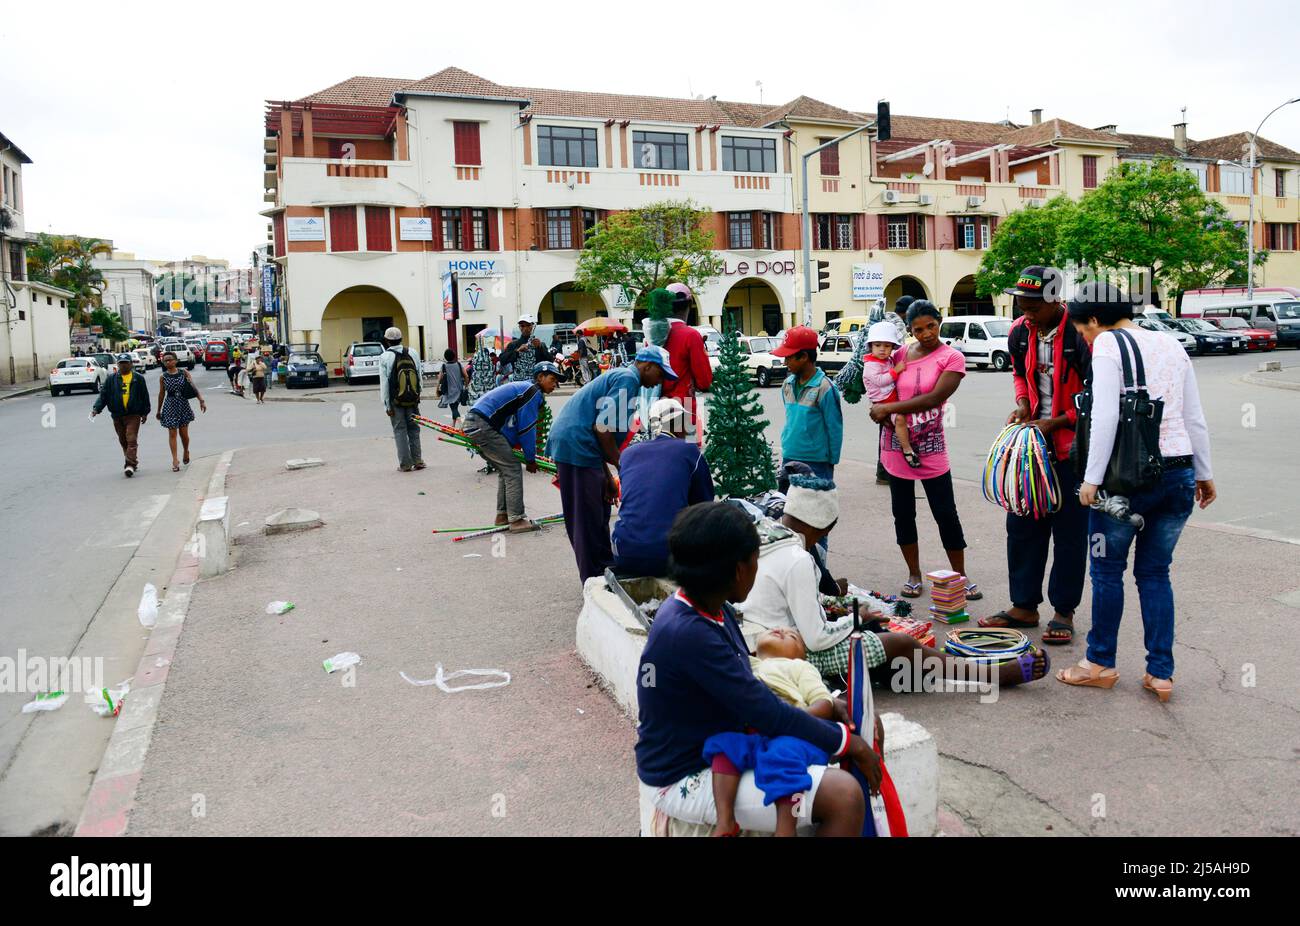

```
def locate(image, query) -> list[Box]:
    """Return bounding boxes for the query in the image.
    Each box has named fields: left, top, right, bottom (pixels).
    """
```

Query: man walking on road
left=980, top=266, right=1092, bottom=645
left=463, top=361, right=562, bottom=533
left=378, top=326, right=425, bottom=472
left=92, top=353, right=151, bottom=477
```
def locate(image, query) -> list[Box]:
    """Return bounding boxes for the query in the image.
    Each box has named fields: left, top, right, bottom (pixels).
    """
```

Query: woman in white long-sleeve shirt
left=1057, top=286, right=1217, bottom=702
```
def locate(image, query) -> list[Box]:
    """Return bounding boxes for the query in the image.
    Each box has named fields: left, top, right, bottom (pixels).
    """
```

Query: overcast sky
left=4, top=0, right=1296, bottom=267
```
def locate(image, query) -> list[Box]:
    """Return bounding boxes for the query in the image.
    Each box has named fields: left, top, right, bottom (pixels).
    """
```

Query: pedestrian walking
left=378, top=326, right=425, bottom=472
left=248, top=354, right=269, bottom=404
left=92, top=353, right=151, bottom=477
left=659, top=283, right=713, bottom=444
left=1056, top=284, right=1215, bottom=702
left=546, top=346, right=677, bottom=583
left=155, top=350, right=206, bottom=472
left=463, top=362, right=561, bottom=532
left=435, top=348, right=467, bottom=429
left=868, top=300, right=978, bottom=600
left=981, top=267, right=1092, bottom=643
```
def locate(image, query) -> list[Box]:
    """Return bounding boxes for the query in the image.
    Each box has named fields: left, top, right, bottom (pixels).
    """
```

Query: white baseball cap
left=517, top=313, right=537, bottom=325
left=866, top=321, right=902, bottom=346
left=383, top=326, right=403, bottom=342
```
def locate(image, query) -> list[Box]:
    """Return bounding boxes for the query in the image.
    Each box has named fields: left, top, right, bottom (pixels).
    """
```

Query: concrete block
left=1258, top=360, right=1282, bottom=372
left=286, top=457, right=325, bottom=471
left=197, top=496, right=229, bottom=579
left=264, top=507, right=323, bottom=535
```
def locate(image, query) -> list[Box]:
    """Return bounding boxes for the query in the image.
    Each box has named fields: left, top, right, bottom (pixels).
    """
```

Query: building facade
left=1, top=131, right=73, bottom=384
left=263, top=69, right=1300, bottom=369
left=94, top=253, right=159, bottom=335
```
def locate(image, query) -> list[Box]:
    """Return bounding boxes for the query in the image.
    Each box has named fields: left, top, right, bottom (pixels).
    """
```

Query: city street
left=2, top=350, right=1296, bottom=835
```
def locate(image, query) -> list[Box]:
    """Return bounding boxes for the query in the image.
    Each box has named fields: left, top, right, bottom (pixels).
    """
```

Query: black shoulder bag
left=1069, top=328, right=1163, bottom=495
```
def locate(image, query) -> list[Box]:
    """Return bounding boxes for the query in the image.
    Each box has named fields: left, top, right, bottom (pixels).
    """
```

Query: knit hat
left=783, top=475, right=839, bottom=529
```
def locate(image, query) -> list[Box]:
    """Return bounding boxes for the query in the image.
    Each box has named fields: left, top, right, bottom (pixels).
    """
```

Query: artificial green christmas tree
left=535, top=401, right=553, bottom=454
left=704, top=321, right=777, bottom=498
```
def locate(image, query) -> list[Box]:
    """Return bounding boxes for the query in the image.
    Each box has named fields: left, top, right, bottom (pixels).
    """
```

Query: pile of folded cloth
left=926, top=569, right=969, bottom=624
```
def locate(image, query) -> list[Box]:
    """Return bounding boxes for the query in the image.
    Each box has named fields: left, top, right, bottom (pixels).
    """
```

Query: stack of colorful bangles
left=981, top=423, right=1063, bottom=519
left=943, top=628, right=1035, bottom=664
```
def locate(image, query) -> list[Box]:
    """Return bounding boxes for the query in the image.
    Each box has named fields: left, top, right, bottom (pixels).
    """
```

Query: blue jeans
left=1086, top=466, right=1196, bottom=680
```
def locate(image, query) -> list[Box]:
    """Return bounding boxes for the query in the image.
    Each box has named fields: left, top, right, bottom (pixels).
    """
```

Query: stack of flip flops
left=926, top=569, right=969, bottom=624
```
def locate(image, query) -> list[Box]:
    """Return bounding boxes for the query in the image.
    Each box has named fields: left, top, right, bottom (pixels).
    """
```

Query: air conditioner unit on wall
left=966, top=195, right=985, bottom=208
left=1027, top=198, right=1046, bottom=207
left=882, top=190, right=900, bottom=204
left=918, top=194, right=934, bottom=205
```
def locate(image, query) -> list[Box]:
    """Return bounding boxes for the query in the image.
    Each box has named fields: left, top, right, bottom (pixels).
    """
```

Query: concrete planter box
left=575, top=574, right=939, bottom=836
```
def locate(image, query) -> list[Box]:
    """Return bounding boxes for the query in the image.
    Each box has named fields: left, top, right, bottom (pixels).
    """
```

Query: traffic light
left=816, top=260, right=831, bottom=292
left=876, top=100, right=891, bottom=142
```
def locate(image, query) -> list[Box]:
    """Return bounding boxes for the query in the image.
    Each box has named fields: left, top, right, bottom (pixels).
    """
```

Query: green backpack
left=390, top=349, right=421, bottom=408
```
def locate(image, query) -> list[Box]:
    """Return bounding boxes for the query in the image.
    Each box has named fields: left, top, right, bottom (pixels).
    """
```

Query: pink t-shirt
left=880, top=343, right=966, bottom=480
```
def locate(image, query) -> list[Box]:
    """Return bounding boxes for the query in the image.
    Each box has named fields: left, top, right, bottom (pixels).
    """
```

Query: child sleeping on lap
left=706, top=627, right=881, bottom=837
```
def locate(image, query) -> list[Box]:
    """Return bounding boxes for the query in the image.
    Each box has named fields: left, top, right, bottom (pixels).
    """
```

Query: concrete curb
left=1241, top=372, right=1300, bottom=392
left=0, top=384, right=47, bottom=402
left=74, top=449, right=237, bottom=837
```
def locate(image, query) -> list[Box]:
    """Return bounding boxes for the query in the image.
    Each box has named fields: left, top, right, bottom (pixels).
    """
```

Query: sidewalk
left=1242, top=359, right=1300, bottom=391
left=0, top=379, right=47, bottom=401
left=125, top=435, right=1300, bottom=836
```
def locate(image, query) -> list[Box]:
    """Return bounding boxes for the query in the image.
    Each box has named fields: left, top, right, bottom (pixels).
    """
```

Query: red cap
left=771, top=326, right=819, bottom=357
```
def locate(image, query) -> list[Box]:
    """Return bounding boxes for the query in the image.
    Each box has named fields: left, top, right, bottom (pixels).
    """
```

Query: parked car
left=701, top=335, right=785, bottom=386
left=816, top=333, right=857, bottom=373
left=826, top=312, right=909, bottom=344
left=533, top=323, right=579, bottom=356
left=203, top=340, right=230, bottom=370
left=91, top=351, right=118, bottom=371
left=343, top=341, right=385, bottom=384
left=160, top=341, right=195, bottom=369
left=131, top=348, right=156, bottom=369
left=938, top=315, right=1013, bottom=371
left=1206, top=316, right=1277, bottom=350
left=1169, top=318, right=1242, bottom=354
left=285, top=350, right=330, bottom=388
left=1135, top=317, right=1196, bottom=352
left=1180, top=287, right=1300, bottom=346
left=49, top=357, right=107, bottom=396
left=186, top=339, right=207, bottom=362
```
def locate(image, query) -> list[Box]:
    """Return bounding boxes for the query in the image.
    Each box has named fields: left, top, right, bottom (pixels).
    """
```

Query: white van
left=938, top=315, right=1014, bottom=371
left=1179, top=287, right=1300, bottom=347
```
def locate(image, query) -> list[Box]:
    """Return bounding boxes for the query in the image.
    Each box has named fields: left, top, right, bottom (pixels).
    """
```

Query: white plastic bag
left=323, top=652, right=361, bottom=674
left=138, top=583, right=159, bottom=628
left=87, top=683, right=130, bottom=717
left=22, top=691, right=69, bottom=713
left=265, top=601, right=295, bottom=615
left=400, top=664, right=511, bottom=693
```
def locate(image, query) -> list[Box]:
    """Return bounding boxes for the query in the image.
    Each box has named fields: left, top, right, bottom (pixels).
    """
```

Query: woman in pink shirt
left=869, top=301, right=979, bottom=601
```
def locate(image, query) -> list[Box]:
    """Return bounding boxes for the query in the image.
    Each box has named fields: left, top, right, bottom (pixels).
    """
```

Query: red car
left=1207, top=316, right=1277, bottom=350
left=203, top=340, right=231, bottom=369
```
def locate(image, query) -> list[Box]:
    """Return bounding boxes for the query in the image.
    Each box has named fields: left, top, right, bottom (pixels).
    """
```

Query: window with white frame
left=1183, top=162, right=1208, bottom=191
left=887, top=217, right=910, bottom=249
left=728, top=212, right=753, bottom=249
left=546, top=209, right=574, bottom=249
left=955, top=216, right=990, bottom=250
left=834, top=214, right=854, bottom=249
left=1221, top=166, right=1250, bottom=195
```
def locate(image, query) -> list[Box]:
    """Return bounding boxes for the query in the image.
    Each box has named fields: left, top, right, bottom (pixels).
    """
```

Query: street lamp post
left=1224, top=97, right=1299, bottom=299
left=801, top=122, right=875, bottom=326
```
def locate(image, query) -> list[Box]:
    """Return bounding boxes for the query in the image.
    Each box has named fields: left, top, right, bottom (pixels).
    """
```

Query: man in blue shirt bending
left=463, top=362, right=561, bottom=533
left=546, top=346, right=677, bottom=583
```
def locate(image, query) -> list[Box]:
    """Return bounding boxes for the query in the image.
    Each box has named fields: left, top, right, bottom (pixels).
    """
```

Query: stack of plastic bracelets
left=981, top=423, right=1063, bottom=519
left=943, top=629, right=1034, bottom=665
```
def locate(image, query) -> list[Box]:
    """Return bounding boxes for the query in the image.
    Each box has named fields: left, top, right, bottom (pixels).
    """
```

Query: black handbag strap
left=1110, top=328, right=1147, bottom=393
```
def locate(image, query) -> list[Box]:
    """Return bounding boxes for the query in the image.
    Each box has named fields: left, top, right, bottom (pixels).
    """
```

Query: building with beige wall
left=1, top=130, right=72, bottom=385
left=262, top=68, right=1300, bottom=371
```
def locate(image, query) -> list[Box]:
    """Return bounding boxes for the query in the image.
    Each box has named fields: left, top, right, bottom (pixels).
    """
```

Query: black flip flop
left=1042, top=618, right=1074, bottom=645
left=977, top=610, right=1039, bottom=629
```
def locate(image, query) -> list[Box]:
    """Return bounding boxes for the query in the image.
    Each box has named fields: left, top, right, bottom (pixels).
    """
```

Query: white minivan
left=938, top=315, right=1014, bottom=371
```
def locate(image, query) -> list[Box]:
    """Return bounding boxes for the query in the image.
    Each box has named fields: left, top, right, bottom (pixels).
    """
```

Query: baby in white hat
left=862, top=321, right=919, bottom=469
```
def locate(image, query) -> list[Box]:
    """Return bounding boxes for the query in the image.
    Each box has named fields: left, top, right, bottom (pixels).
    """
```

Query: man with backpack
left=379, top=326, right=425, bottom=472
left=979, top=266, right=1092, bottom=646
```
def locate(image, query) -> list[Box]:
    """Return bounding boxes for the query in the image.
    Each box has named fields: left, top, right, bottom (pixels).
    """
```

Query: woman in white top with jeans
left=1057, top=285, right=1217, bottom=702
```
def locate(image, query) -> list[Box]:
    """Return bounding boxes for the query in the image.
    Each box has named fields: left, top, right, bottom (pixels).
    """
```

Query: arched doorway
left=721, top=278, right=785, bottom=335
left=883, top=275, right=929, bottom=308
left=949, top=275, right=995, bottom=316
left=538, top=283, right=606, bottom=325
left=321, top=285, right=409, bottom=370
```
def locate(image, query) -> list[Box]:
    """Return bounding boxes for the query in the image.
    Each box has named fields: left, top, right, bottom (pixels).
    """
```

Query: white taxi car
left=49, top=357, right=108, bottom=396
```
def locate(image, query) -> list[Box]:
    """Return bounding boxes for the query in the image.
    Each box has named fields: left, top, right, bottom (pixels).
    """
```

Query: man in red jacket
left=980, top=266, right=1092, bottom=646
left=660, top=283, right=713, bottom=443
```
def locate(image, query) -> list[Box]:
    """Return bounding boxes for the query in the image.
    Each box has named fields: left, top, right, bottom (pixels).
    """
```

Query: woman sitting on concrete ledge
left=635, top=502, right=881, bottom=836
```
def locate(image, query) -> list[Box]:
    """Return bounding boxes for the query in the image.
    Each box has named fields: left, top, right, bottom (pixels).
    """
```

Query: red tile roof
left=889, top=114, right=1016, bottom=145
left=756, top=95, right=866, bottom=126
left=299, top=76, right=413, bottom=106
left=1192, top=131, right=1300, bottom=164
left=401, top=66, right=529, bottom=102
left=1002, top=118, right=1127, bottom=147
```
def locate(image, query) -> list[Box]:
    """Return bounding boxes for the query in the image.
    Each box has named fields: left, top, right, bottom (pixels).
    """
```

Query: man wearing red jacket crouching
left=660, top=282, right=713, bottom=444
left=980, top=266, right=1092, bottom=647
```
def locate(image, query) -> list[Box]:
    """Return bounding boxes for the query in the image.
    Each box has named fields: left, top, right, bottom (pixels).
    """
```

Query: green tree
left=156, top=272, right=209, bottom=325
left=703, top=321, right=776, bottom=498
left=25, top=233, right=112, bottom=320
left=1057, top=159, right=1258, bottom=294
left=975, top=196, right=1077, bottom=297
left=89, top=306, right=129, bottom=344
left=574, top=200, right=724, bottom=310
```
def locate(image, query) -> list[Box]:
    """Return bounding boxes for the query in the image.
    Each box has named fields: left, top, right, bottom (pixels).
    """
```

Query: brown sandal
left=1143, top=673, right=1173, bottom=703
left=1056, top=660, right=1118, bottom=689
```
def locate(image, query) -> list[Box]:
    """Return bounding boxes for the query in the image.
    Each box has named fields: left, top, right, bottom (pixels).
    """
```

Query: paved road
left=0, top=347, right=1294, bottom=833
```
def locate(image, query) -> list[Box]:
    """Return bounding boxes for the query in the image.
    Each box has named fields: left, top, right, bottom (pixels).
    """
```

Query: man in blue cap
left=92, top=353, right=152, bottom=477
left=546, top=345, right=677, bottom=583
